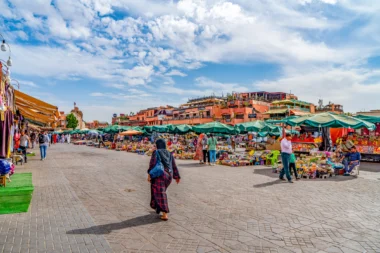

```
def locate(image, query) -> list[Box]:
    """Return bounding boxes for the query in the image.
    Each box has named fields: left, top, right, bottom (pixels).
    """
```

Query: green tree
left=66, top=113, right=78, bottom=129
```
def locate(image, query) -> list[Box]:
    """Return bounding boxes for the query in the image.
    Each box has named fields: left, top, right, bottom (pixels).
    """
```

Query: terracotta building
left=234, top=91, right=298, bottom=102
left=113, top=106, right=174, bottom=126
left=315, top=100, right=344, bottom=114
left=264, top=99, right=315, bottom=119
left=165, top=96, right=270, bottom=125
left=58, top=105, right=86, bottom=129
left=113, top=91, right=300, bottom=126
left=85, top=120, right=109, bottom=129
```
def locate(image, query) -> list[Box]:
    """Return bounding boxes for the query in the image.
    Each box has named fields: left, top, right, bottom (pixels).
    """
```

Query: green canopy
left=143, top=126, right=153, bottom=133
left=286, top=129, right=300, bottom=135
left=152, top=125, right=173, bottom=133
left=70, top=129, right=80, bottom=134
left=103, top=125, right=129, bottom=134
left=88, top=130, right=103, bottom=135
left=236, top=120, right=280, bottom=133
left=77, top=129, right=89, bottom=134
left=266, top=116, right=300, bottom=125
left=192, top=121, right=239, bottom=134
left=354, top=114, right=380, bottom=124
left=287, top=112, right=375, bottom=130
left=171, top=124, right=193, bottom=134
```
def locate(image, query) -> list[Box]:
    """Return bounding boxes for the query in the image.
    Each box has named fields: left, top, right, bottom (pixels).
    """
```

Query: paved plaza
left=1, top=144, right=380, bottom=253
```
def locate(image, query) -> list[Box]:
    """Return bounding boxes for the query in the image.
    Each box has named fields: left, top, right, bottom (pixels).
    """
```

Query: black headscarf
left=155, top=139, right=172, bottom=172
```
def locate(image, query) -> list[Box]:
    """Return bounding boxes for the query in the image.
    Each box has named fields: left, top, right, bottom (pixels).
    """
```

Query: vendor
left=291, top=134, right=300, bottom=142
left=341, top=136, right=354, bottom=153
left=305, top=133, right=315, bottom=143
left=343, top=146, right=360, bottom=176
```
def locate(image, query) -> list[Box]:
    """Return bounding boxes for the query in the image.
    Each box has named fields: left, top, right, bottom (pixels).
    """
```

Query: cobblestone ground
left=1, top=144, right=380, bottom=253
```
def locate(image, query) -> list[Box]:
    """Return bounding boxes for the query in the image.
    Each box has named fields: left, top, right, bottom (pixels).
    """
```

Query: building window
left=236, top=114, right=244, bottom=119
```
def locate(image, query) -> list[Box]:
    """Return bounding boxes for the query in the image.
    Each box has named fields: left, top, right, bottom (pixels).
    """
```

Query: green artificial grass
left=0, top=173, right=34, bottom=214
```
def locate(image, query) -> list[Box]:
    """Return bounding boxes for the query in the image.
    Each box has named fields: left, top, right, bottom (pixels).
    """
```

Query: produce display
left=292, top=142, right=319, bottom=152
left=275, top=152, right=338, bottom=179
left=217, top=150, right=271, bottom=167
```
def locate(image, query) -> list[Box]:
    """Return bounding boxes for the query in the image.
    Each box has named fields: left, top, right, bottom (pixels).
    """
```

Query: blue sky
left=1, top=0, right=380, bottom=122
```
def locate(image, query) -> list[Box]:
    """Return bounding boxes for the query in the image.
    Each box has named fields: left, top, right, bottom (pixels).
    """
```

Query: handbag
left=149, top=151, right=165, bottom=179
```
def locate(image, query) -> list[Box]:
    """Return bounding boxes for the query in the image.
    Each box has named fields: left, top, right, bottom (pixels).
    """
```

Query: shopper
left=194, top=134, right=204, bottom=164
left=279, top=133, right=293, bottom=183
left=48, top=132, right=52, bottom=146
left=19, top=130, right=31, bottom=164
left=67, top=134, right=71, bottom=144
left=39, top=131, right=49, bottom=161
left=207, top=133, right=218, bottom=166
left=202, top=134, right=209, bottom=165
left=147, top=139, right=180, bottom=221
left=30, top=131, right=36, bottom=149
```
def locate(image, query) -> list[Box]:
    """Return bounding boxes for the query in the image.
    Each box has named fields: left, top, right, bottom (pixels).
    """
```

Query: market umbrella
left=287, top=112, right=376, bottom=130
left=171, top=124, right=193, bottom=134
left=119, top=130, right=143, bottom=136
left=143, top=126, right=153, bottom=133
left=78, top=129, right=89, bottom=134
left=285, top=129, right=300, bottom=135
left=354, top=114, right=380, bottom=123
left=192, top=121, right=239, bottom=134
left=236, top=120, right=280, bottom=133
left=152, top=125, right=173, bottom=133
left=88, top=130, right=102, bottom=135
left=103, top=125, right=128, bottom=133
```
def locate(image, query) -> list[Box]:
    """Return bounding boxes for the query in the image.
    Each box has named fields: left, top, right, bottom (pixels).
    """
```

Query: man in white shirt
left=280, top=133, right=293, bottom=183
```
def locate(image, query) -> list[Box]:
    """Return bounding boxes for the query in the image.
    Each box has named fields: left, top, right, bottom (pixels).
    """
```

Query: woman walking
left=147, top=139, right=181, bottom=221
left=194, top=134, right=204, bottom=164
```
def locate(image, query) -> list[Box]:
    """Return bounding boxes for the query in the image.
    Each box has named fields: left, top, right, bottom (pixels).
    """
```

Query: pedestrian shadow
left=253, top=168, right=357, bottom=186
left=66, top=214, right=161, bottom=235
left=253, top=180, right=283, bottom=188
left=177, top=163, right=206, bottom=167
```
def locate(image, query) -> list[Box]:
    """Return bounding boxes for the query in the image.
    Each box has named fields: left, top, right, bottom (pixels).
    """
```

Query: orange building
left=264, top=99, right=315, bottom=120
left=165, top=96, right=270, bottom=125
left=85, top=120, right=109, bottom=129
left=315, top=100, right=344, bottom=114
left=234, top=91, right=298, bottom=102
left=114, top=106, right=174, bottom=126
left=113, top=91, right=301, bottom=126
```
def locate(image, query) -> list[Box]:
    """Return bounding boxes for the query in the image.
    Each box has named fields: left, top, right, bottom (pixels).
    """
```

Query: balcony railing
left=170, top=116, right=212, bottom=120
left=270, top=105, right=310, bottom=112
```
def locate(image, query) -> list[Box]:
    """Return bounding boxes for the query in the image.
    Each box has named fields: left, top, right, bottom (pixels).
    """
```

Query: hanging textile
left=0, top=110, right=13, bottom=158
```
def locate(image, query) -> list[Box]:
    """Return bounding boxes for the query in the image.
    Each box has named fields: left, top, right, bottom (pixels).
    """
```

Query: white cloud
left=1, top=0, right=380, bottom=117
left=166, top=70, right=187, bottom=77
left=254, top=67, right=380, bottom=112
left=105, top=83, right=126, bottom=90
left=18, top=79, right=38, bottom=88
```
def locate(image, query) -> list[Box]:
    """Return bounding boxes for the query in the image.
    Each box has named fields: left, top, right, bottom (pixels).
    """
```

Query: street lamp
left=1, top=40, right=6, bottom=52
left=0, top=33, right=12, bottom=67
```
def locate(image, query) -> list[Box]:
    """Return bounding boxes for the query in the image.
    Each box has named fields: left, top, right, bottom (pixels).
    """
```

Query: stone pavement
left=1, top=144, right=380, bottom=253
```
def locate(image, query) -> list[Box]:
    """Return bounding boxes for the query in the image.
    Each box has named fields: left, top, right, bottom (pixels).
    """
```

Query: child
left=289, top=151, right=299, bottom=180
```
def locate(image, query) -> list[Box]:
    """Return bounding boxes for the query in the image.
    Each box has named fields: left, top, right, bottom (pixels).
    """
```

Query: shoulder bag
left=149, top=151, right=165, bottom=179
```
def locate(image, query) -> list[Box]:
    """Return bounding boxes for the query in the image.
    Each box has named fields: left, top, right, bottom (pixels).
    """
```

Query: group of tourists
left=14, top=131, right=72, bottom=163
left=194, top=133, right=219, bottom=166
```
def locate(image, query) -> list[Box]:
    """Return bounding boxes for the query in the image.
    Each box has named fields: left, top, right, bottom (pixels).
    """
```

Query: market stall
left=287, top=112, right=375, bottom=163
left=351, top=114, right=380, bottom=161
